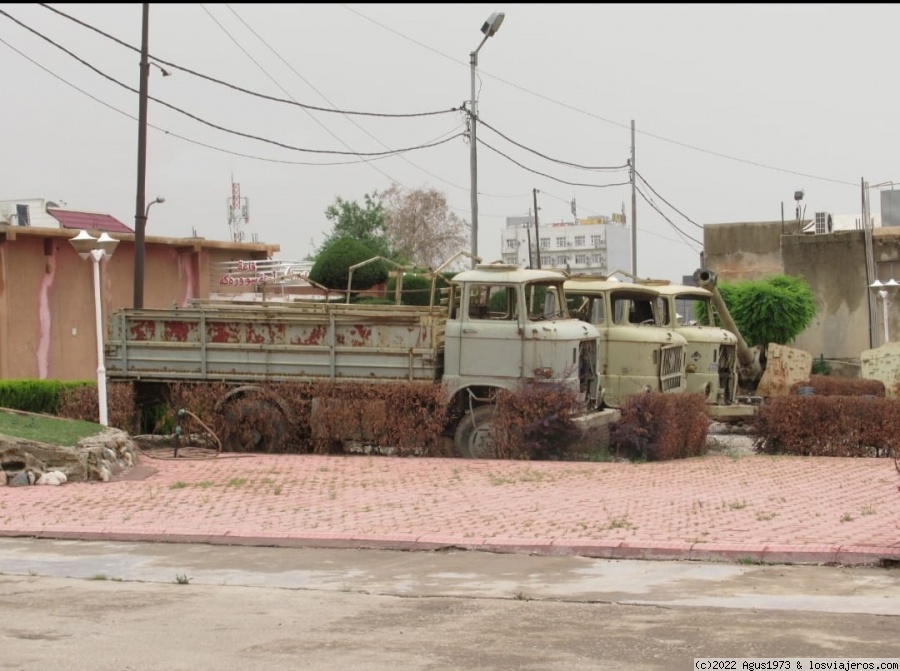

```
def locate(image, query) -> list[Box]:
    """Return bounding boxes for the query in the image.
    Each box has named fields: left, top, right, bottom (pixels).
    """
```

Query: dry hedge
left=790, top=375, right=885, bottom=397
left=609, top=392, right=710, bottom=461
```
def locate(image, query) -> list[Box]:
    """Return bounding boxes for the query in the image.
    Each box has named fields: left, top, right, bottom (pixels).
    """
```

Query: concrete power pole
left=532, top=188, right=541, bottom=269
left=630, top=120, right=637, bottom=277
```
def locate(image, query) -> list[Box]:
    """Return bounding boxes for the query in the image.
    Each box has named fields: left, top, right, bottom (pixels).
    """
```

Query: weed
left=514, top=590, right=531, bottom=601
left=727, top=500, right=747, bottom=510
left=840, top=513, right=855, bottom=523
left=737, top=556, right=761, bottom=565
left=90, top=573, right=109, bottom=580
left=196, top=481, right=216, bottom=489
left=169, top=481, right=189, bottom=490
left=226, top=478, right=247, bottom=488
left=755, top=511, right=777, bottom=521
left=861, top=504, right=876, bottom=516
left=606, top=515, right=635, bottom=530
left=272, top=484, right=283, bottom=495
left=175, top=573, right=191, bottom=585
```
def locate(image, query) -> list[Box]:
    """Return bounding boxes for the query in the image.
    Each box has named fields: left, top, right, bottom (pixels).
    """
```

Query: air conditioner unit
left=814, top=212, right=833, bottom=234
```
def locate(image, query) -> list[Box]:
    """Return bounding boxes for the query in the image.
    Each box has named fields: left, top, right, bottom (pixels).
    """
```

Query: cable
left=477, top=118, right=628, bottom=171
left=635, top=184, right=703, bottom=249
left=634, top=170, right=704, bottom=230
left=0, top=10, right=466, bottom=158
left=343, top=4, right=858, bottom=188
left=477, top=138, right=631, bottom=189
left=36, top=3, right=460, bottom=119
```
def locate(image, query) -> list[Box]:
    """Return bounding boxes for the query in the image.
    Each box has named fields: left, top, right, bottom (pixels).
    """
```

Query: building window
left=540, top=237, right=550, bottom=248
left=575, top=254, right=587, bottom=265
left=574, top=235, right=585, bottom=247
left=555, top=237, right=567, bottom=248
left=590, top=235, right=603, bottom=246
left=506, top=239, right=517, bottom=249
left=591, top=254, right=604, bottom=265
left=540, top=256, right=550, bottom=267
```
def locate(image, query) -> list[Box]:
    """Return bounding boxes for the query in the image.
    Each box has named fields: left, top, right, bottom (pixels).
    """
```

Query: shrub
left=752, top=395, right=899, bottom=457
left=491, top=380, right=586, bottom=460
left=0, top=379, right=90, bottom=414
left=309, top=236, right=388, bottom=291
left=609, top=392, right=709, bottom=461
left=56, top=382, right=136, bottom=431
left=789, top=375, right=884, bottom=397
left=386, top=273, right=435, bottom=306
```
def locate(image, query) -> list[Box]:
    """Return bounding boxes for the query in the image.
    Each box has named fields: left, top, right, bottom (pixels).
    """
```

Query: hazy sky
left=2, top=3, right=897, bottom=281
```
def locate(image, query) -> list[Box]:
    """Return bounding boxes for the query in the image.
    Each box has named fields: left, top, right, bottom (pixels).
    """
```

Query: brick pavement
left=1, top=449, right=898, bottom=566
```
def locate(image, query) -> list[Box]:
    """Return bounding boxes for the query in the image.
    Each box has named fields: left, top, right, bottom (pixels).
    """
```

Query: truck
left=105, top=260, right=604, bottom=458
left=541, top=276, right=687, bottom=408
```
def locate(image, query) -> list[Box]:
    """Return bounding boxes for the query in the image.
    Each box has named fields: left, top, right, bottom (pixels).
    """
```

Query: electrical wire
left=634, top=170, right=704, bottom=230
left=36, top=2, right=461, bottom=119
left=477, top=137, right=631, bottom=189
left=635, top=184, right=703, bottom=250
left=0, top=9, right=466, bottom=158
left=477, top=118, right=628, bottom=172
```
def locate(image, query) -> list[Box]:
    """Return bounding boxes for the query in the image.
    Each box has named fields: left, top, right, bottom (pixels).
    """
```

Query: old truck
left=105, top=261, right=603, bottom=458
left=541, top=276, right=687, bottom=408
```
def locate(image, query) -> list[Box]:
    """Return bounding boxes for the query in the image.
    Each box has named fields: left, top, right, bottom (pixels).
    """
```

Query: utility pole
left=532, top=188, right=541, bottom=269
left=630, top=119, right=637, bottom=277
left=132, top=3, right=150, bottom=308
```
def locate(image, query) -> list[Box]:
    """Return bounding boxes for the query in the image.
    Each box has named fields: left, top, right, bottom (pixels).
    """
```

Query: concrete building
left=0, top=199, right=279, bottom=381
left=499, top=213, right=631, bottom=275
left=702, top=212, right=900, bottom=373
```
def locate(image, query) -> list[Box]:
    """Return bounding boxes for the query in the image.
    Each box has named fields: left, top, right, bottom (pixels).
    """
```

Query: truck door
left=458, top=283, right=523, bottom=379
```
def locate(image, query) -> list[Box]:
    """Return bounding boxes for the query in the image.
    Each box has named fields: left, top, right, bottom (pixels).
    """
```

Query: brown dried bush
left=160, top=380, right=449, bottom=456
left=790, top=375, right=885, bottom=397
left=57, top=382, right=136, bottom=432
left=609, top=392, right=709, bottom=461
left=753, top=396, right=899, bottom=457
left=491, top=380, right=587, bottom=460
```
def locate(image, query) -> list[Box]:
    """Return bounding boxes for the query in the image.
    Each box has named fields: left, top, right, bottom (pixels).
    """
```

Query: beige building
left=702, top=218, right=900, bottom=372
left=0, top=203, right=278, bottom=381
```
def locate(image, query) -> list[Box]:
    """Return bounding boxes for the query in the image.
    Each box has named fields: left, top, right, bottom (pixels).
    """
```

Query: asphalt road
left=1, top=538, right=898, bottom=671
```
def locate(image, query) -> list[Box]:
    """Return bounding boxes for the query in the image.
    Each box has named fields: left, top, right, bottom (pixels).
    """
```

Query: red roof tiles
left=47, top=209, right=134, bottom=234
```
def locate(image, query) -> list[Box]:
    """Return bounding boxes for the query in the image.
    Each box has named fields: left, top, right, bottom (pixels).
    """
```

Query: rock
left=36, top=472, right=62, bottom=486
left=9, top=471, right=30, bottom=487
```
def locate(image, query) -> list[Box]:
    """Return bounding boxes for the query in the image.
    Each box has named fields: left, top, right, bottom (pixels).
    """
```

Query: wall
left=704, top=220, right=900, bottom=366
left=0, top=226, right=277, bottom=380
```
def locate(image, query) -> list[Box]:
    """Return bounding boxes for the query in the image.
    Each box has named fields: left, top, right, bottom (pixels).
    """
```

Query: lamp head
left=96, top=232, right=120, bottom=258
left=481, top=12, right=505, bottom=37
left=69, top=230, right=97, bottom=260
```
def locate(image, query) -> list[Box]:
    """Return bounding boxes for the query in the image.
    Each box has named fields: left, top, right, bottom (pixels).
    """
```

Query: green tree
left=700, top=274, right=817, bottom=349
left=309, top=236, right=388, bottom=292
left=319, top=194, right=393, bottom=259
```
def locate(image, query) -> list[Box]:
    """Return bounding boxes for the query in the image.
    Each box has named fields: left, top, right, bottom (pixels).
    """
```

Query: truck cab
left=546, top=277, right=687, bottom=409
left=652, top=283, right=740, bottom=406
left=442, top=264, right=601, bottom=413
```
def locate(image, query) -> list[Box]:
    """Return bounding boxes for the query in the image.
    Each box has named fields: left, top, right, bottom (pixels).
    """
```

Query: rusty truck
left=105, top=260, right=604, bottom=458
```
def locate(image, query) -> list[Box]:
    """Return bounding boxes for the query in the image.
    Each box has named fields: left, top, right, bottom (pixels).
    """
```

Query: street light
left=69, top=230, right=120, bottom=427
left=145, top=195, right=165, bottom=219
left=869, top=278, right=898, bottom=344
left=469, top=11, right=505, bottom=268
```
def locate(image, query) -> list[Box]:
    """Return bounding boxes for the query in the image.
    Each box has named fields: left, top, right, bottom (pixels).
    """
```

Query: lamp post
left=469, top=11, right=505, bottom=268
left=69, top=230, right=120, bottom=426
left=869, top=279, right=898, bottom=344
left=145, top=195, right=165, bottom=219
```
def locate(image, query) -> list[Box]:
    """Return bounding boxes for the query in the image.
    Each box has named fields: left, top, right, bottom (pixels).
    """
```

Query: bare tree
left=379, top=184, right=469, bottom=268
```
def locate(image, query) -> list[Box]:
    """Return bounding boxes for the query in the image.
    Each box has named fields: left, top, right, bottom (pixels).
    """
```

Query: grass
left=0, top=409, right=102, bottom=446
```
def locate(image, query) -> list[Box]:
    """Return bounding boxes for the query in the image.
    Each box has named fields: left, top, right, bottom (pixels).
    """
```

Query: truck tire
left=219, top=395, right=291, bottom=453
left=453, top=405, right=497, bottom=459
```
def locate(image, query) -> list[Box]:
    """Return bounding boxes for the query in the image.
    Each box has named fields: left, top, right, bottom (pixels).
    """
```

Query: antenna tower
left=227, top=179, right=250, bottom=242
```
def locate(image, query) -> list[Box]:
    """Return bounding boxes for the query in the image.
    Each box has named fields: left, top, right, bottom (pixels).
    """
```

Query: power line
left=342, top=5, right=858, bottom=189
left=0, top=9, right=465, bottom=158
left=477, top=118, right=628, bottom=172
left=477, top=138, right=631, bottom=189
left=36, top=3, right=460, bottom=119
left=634, top=170, right=704, bottom=230
left=635, top=184, right=703, bottom=249
left=0, top=35, right=461, bottom=168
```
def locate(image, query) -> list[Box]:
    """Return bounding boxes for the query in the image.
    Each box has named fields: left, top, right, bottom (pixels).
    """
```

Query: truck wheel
left=219, top=395, right=291, bottom=453
left=453, top=405, right=497, bottom=459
